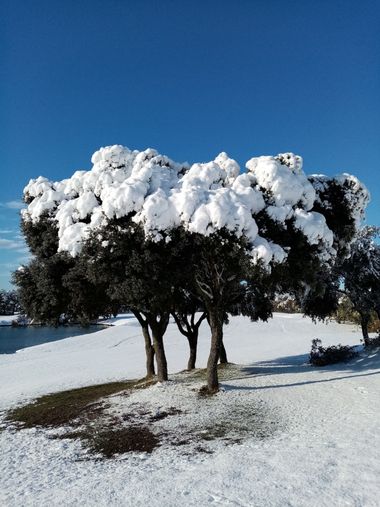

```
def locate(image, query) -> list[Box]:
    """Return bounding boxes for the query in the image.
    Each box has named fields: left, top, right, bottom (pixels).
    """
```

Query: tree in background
left=341, top=226, right=380, bottom=344
left=171, top=286, right=207, bottom=371
left=0, top=290, right=20, bottom=315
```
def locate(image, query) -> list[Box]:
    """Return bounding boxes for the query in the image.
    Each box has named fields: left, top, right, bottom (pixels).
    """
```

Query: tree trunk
left=172, top=311, right=206, bottom=371
left=142, top=324, right=155, bottom=378
left=187, top=332, right=198, bottom=370
left=152, top=328, right=168, bottom=381
left=219, top=336, right=228, bottom=364
left=206, top=309, right=223, bottom=393
left=132, top=309, right=155, bottom=379
left=149, top=314, right=169, bottom=382
left=360, top=313, right=370, bottom=346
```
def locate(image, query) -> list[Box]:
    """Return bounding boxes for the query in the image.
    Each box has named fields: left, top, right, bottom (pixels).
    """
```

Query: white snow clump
left=22, top=145, right=367, bottom=266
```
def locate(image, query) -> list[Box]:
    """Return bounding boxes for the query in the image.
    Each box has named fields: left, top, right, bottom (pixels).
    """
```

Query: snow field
left=1, top=314, right=380, bottom=506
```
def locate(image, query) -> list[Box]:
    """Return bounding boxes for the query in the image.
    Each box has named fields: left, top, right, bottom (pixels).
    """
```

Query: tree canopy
left=15, top=145, right=369, bottom=392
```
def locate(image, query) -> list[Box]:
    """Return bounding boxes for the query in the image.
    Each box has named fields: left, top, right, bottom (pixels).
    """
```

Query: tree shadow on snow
left=222, top=346, right=380, bottom=392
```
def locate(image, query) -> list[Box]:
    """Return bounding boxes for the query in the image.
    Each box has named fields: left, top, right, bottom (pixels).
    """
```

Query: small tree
left=171, top=288, right=206, bottom=370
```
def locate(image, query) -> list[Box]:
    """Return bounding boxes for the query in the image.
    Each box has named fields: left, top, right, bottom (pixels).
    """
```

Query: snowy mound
left=22, top=145, right=368, bottom=264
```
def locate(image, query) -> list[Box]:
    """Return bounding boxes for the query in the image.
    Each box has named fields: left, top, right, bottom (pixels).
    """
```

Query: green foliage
left=12, top=251, right=114, bottom=326
left=83, top=221, right=189, bottom=317
left=62, top=256, right=118, bottom=325
left=308, top=177, right=357, bottom=259
left=12, top=255, right=74, bottom=325
left=342, top=227, right=380, bottom=319
left=301, top=280, right=340, bottom=321
left=0, top=290, right=20, bottom=315
left=189, top=228, right=253, bottom=309
left=229, top=271, right=274, bottom=322
left=254, top=209, right=336, bottom=320
left=21, top=212, right=59, bottom=259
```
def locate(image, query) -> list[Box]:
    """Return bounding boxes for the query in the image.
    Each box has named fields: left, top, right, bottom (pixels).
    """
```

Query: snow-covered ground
left=1, top=313, right=379, bottom=506
left=0, top=315, right=16, bottom=326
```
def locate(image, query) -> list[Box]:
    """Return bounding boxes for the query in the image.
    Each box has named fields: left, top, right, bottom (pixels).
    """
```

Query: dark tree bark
left=132, top=309, right=155, bottom=378
left=172, top=311, right=206, bottom=370
left=360, top=312, right=370, bottom=346
left=206, top=309, right=223, bottom=393
left=148, top=313, right=170, bottom=382
left=142, top=324, right=155, bottom=378
left=152, top=332, right=167, bottom=381
left=187, top=333, right=198, bottom=370
left=219, top=334, right=228, bottom=364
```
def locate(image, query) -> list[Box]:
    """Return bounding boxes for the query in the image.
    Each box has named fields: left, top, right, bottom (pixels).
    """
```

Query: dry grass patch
left=7, top=378, right=154, bottom=429
left=88, top=426, right=160, bottom=457
left=4, top=366, right=280, bottom=459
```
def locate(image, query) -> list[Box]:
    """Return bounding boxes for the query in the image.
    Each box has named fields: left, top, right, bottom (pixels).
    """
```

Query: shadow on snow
left=222, top=346, right=380, bottom=392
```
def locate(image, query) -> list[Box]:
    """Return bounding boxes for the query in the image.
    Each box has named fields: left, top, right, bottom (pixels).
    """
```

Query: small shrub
left=309, top=338, right=358, bottom=366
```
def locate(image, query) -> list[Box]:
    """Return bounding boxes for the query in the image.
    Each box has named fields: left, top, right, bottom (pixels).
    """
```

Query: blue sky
left=1, top=0, right=379, bottom=289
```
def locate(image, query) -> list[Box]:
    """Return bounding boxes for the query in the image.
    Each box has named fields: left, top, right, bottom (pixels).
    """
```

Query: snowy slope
left=1, top=314, right=379, bottom=507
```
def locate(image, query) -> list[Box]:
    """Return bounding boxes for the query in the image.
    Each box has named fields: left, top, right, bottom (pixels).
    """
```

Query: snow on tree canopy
left=309, top=173, right=370, bottom=227
left=22, top=145, right=368, bottom=265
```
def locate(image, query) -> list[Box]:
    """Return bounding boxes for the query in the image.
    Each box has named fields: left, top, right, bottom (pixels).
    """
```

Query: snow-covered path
left=1, top=314, right=379, bottom=506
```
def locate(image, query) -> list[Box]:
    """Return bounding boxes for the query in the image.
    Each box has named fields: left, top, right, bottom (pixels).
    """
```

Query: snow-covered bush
left=309, top=339, right=358, bottom=366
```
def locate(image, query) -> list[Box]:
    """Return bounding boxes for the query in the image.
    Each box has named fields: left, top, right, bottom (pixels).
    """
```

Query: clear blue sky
left=1, top=0, right=379, bottom=289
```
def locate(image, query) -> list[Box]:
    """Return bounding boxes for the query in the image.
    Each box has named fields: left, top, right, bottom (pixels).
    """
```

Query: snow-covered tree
left=270, top=172, right=371, bottom=320
left=341, top=226, right=380, bottom=344
left=309, top=173, right=369, bottom=259
left=18, top=145, right=369, bottom=392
